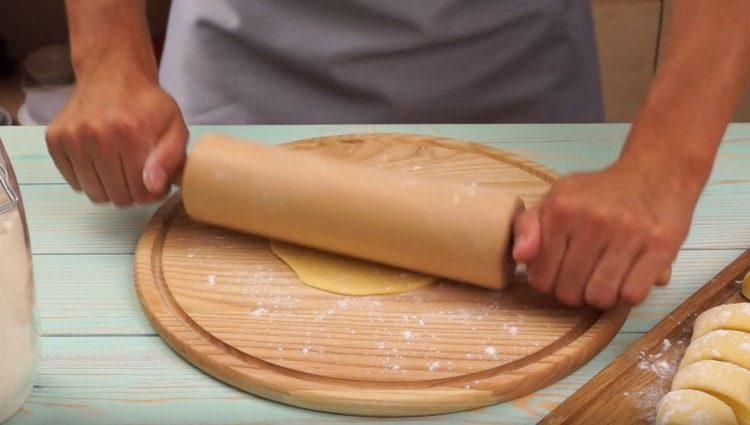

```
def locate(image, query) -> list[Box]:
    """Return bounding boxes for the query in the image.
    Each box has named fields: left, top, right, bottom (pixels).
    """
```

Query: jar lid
left=0, top=164, right=19, bottom=215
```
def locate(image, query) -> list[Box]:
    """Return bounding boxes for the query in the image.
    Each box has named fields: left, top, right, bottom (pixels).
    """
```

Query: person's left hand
left=511, top=162, right=698, bottom=309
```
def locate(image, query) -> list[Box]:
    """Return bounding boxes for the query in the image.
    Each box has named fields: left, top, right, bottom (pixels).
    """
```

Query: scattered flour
left=250, top=307, right=268, bottom=317
left=402, top=330, right=415, bottom=341
left=483, top=346, right=498, bottom=357
left=206, top=274, right=216, bottom=286
left=661, top=339, right=672, bottom=350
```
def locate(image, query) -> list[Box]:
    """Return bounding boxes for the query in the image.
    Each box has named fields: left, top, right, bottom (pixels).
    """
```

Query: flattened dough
left=692, top=303, right=750, bottom=341
left=657, top=389, right=738, bottom=425
left=671, top=360, right=750, bottom=425
left=270, top=240, right=436, bottom=296
left=680, top=330, right=750, bottom=371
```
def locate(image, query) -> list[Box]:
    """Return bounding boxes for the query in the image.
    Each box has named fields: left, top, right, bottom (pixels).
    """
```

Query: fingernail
left=143, top=166, right=166, bottom=194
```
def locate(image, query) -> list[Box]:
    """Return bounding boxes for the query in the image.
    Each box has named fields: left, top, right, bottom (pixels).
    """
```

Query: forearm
left=65, top=0, right=157, bottom=83
left=618, top=0, right=750, bottom=197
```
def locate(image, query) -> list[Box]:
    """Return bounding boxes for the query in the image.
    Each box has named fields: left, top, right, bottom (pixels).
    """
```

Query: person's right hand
left=46, top=73, right=188, bottom=206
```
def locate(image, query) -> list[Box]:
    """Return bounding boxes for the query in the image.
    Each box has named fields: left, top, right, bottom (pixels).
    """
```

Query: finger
left=584, top=236, right=644, bottom=310
left=620, top=249, right=672, bottom=306
left=45, top=132, right=81, bottom=191
left=91, top=143, right=134, bottom=207
left=143, top=120, right=188, bottom=195
left=62, top=139, right=109, bottom=203
left=527, top=203, right=569, bottom=295
left=115, top=126, right=155, bottom=204
left=512, top=207, right=541, bottom=263
left=555, top=231, right=607, bottom=307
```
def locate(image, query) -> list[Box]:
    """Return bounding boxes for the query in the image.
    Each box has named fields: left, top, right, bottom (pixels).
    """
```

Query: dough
left=680, top=330, right=750, bottom=371
left=270, top=240, right=436, bottom=296
left=692, top=304, right=750, bottom=341
left=657, top=389, right=738, bottom=425
left=671, top=360, right=750, bottom=425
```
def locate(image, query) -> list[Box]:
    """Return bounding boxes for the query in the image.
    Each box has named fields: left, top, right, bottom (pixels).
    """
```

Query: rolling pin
left=181, top=136, right=522, bottom=290
left=181, top=135, right=672, bottom=291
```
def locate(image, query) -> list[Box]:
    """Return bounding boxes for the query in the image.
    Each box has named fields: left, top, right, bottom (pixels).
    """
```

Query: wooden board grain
left=541, top=249, right=750, bottom=424
left=134, top=133, right=629, bottom=416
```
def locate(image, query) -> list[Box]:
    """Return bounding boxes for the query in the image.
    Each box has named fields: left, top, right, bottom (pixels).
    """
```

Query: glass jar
left=0, top=141, right=38, bottom=423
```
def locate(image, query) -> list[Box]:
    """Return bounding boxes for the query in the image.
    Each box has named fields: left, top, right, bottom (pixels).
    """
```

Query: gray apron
left=159, top=0, right=604, bottom=124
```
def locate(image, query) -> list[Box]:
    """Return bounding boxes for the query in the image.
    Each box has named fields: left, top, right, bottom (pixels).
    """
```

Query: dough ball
left=270, top=240, right=435, bottom=296
left=692, top=303, right=750, bottom=341
left=680, top=329, right=750, bottom=371
left=657, top=389, right=738, bottom=425
left=671, top=360, right=750, bottom=424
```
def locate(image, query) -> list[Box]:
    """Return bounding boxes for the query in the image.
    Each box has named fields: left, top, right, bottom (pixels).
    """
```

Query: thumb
left=143, top=121, right=188, bottom=195
left=512, top=206, right=541, bottom=263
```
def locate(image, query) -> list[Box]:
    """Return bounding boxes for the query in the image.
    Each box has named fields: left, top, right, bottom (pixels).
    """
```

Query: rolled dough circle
left=269, top=240, right=436, bottom=296
left=657, top=389, right=738, bottom=425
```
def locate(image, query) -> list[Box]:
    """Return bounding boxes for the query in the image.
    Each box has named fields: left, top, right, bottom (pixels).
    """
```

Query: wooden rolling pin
left=181, top=135, right=672, bottom=291
left=181, top=136, right=522, bottom=290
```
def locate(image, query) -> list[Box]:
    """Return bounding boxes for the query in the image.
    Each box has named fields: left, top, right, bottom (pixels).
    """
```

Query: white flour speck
left=206, top=275, right=216, bottom=286
left=483, top=346, right=497, bottom=357
left=391, top=365, right=401, bottom=370
left=428, top=361, right=441, bottom=371
left=301, top=347, right=310, bottom=355
left=662, top=339, right=672, bottom=350
left=402, top=330, right=415, bottom=341
left=250, top=307, right=268, bottom=317
left=508, top=326, right=519, bottom=335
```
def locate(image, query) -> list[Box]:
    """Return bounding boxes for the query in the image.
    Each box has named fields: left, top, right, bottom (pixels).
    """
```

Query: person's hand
left=512, top=162, right=698, bottom=309
left=46, top=72, right=188, bottom=206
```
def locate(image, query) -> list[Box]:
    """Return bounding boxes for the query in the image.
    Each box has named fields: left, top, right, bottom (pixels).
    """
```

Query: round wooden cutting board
left=134, top=133, right=629, bottom=416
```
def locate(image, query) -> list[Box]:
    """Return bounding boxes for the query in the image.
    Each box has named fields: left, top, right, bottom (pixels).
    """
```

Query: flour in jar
left=0, top=209, right=39, bottom=422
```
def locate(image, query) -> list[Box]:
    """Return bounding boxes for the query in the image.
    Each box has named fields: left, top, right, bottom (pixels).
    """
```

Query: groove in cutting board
left=134, top=133, right=630, bottom=416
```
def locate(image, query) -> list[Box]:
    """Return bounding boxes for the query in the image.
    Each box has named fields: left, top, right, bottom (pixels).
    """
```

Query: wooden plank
left=22, top=185, right=158, bottom=254
left=33, top=255, right=152, bottom=336
left=3, top=334, right=637, bottom=425
left=8, top=125, right=750, bottom=184
left=591, top=0, right=662, bottom=122
left=542, top=248, right=750, bottom=424
left=31, top=250, right=741, bottom=338
left=18, top=177, right=750, bottom=254
left=5, top=125, right=634, bottom=185
left=658, top=0, right=750, bottom=122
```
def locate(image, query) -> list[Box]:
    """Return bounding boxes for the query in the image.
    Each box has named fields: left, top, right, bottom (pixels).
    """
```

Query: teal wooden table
left=3, top=124, right=749, bottom=425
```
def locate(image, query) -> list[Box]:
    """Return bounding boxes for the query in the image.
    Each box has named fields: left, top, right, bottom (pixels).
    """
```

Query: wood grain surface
left=134, top=133, right=629, bottom=416
left=541, top=249, right=750, bottom=424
